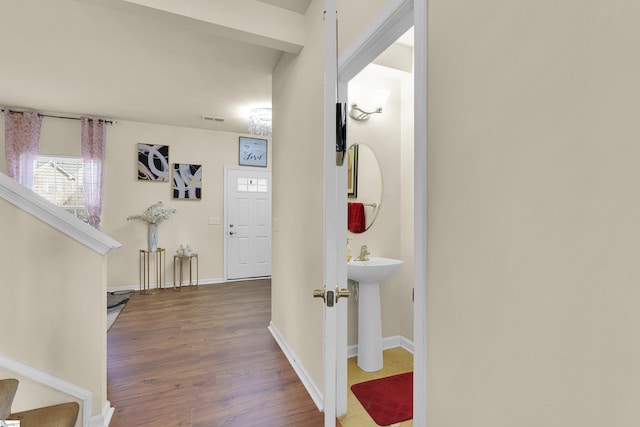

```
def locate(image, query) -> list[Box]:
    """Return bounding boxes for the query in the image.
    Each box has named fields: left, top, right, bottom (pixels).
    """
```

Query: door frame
left=325, top=0, right=427, bottom=424
left=223, top=165, right=273, bottom=281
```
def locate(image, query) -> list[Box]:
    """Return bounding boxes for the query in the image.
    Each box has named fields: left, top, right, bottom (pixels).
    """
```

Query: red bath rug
left=350, top=371, right=413, bottom=426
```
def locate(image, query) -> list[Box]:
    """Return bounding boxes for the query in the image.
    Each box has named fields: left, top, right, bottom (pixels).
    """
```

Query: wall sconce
left=348, top=89, right=390, bottom=121
left=349, top=104, right=383, bottom=121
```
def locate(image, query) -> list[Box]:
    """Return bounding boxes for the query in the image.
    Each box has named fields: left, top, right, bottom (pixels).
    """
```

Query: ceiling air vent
left=201, top=115, right=224, bottom=122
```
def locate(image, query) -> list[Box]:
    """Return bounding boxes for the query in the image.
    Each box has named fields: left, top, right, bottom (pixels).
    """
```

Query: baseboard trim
left=266, top=328, right=415, bottom=412
left=267, top=322, right=324, bottom=411
left=107, top=276, right=271, bottom=293
left=107, top=277, right=225, bottom=292
left=0, top=353, right=93, bottom=427
left=347, top=335, right=414, bottom=358
left=88, top=400, right=114, bottom=427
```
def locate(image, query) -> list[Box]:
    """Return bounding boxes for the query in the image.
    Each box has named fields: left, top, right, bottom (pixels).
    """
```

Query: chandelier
left=248, top=108, right=272, bottom=137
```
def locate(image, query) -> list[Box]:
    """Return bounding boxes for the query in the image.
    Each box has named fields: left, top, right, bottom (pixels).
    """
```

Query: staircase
left=0, top=379, right=79, bottom=427
left=0, top=171, right=121, bottom=426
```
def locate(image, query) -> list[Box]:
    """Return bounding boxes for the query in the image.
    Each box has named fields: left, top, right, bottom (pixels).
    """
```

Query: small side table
left=139, top=248, right=165, bottom=294
left=173, top=254, right=199, bottom=290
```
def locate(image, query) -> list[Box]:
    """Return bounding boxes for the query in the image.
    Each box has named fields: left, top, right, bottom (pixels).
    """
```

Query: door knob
left=313, top=286, right=334, bottom=306
left=335, top=286, right=350, bottom=303
left=314, top=286, right=349, bottom=307
left=229, top=231, right=237, bottom=236
left=313, top=286, right=326, bottom=303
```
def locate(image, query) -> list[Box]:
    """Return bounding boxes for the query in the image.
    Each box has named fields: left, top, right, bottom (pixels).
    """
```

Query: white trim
left=0, top=173, right=121, bottom=255
left=335, top=74, right=350, bottom=420
left=347, top=335, right=414, bottom=358
left=268, top=322, right=324, bottom=411
left=323, top=1, right=340, bottom=425
left=0, top=354, right=93, bottom=427
left=88, top=401, right=114, bottom=427
left=413, top=0, right=428, bottom=426
left=107, top=277, right=226, bottom=293
left=337, top=0, right=414, bottom=83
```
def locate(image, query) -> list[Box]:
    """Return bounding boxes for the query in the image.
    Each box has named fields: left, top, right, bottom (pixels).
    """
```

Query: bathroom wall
left=346, top=69, right=414, bottom=346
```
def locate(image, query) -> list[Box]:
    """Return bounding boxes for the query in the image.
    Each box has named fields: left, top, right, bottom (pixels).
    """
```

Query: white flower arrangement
left=127, top=201, right=176, bottom=224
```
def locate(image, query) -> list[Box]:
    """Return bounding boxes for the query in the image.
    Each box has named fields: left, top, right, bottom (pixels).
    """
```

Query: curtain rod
left=1, top=108, right=116, bottom=125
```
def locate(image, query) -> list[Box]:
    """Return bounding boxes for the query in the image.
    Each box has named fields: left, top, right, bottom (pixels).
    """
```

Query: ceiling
left=258, top=0, right=312, bottom=14
left=0, top=0, right=410, bottom=136
left=0, top=0, right=312, bottom=134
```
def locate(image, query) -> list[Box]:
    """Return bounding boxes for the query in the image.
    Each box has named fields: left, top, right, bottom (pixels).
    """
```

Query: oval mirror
left=347, top=143, right=383, bottom=233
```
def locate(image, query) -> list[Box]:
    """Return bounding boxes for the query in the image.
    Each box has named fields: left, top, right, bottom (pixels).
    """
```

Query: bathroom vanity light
left=348, top=89, right=390, bottom=121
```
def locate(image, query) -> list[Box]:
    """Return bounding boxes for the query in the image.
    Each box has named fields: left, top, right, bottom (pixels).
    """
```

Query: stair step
left=0, top=379, right=19, bottom=420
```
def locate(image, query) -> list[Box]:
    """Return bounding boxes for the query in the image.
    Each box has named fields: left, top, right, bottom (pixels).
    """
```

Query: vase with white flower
left=127, top=201, right=176, bottom=251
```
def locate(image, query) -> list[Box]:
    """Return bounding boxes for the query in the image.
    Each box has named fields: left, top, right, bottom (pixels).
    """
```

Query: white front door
left=225, top=167, right=272, bottom=280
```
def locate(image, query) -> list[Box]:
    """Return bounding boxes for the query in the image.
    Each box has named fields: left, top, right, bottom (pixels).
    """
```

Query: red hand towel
left=348, top=202, right=366, bottom=233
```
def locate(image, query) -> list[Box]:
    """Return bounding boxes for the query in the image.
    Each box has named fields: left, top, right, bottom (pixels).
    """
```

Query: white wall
left=428, top=1, right=640, bottom=425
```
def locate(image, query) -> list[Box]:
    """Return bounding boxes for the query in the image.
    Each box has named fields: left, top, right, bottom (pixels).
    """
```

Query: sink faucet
left=355, top=245, right=370, bottom=261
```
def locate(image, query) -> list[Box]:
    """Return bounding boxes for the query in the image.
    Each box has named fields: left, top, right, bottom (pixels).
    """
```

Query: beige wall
left=6, top=0, right=636, bottom=424
left=0, top=113, right=269, bottom=421
left=428, top=0, right=640, bottom=425
left=103, top=121, right=269, bottom=288
left=271, top=0, right=401, bottom=394
left=271, top=0, right=327, bottom=389
left=1, top=115, right=271, bottom=288
left=0, top=198, right=107, bottom=419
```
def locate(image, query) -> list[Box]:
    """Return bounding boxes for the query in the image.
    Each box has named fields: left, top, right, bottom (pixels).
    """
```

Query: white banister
left=0, top=172, right=121, bottom=255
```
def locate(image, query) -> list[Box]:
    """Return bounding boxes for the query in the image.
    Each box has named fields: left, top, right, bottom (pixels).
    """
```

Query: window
left=236, top=177, right=268, bottom=193
left=33, top=155, right=88, bottom=221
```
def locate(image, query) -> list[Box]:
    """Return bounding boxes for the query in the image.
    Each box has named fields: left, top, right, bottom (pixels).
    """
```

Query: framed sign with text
left=239, top=136, right=268, bottom=167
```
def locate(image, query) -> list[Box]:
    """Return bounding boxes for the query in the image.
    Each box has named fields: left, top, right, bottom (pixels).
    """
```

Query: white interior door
left=225, top=167, right=272, bottom=280
left=325, top=0, right=425, bottom=425
left=321, top=2, right=343, bottom=426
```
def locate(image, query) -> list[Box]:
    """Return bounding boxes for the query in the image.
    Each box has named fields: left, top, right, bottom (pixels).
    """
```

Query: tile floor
left=339, top=347, right=414, bottom=427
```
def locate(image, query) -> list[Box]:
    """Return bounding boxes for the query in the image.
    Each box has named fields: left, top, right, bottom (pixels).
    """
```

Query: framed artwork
left=347, top=144, right=358, bottom=198
left=173, top=163, right=202, bottom=199
left=239, top=136, right=268, bottom=167
left=137, top=144, right=169, bottom=181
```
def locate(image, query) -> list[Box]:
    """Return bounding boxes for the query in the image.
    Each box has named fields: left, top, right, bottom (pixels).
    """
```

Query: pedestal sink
left=348, top=257, right=403, bottom=372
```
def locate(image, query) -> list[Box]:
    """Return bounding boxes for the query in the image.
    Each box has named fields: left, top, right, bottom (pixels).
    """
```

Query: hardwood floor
left=107, top=279, right=327, bottom=427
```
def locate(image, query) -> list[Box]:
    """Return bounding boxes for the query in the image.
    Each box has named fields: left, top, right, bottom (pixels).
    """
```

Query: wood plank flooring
left=107, top=280, right=327, bottom=427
